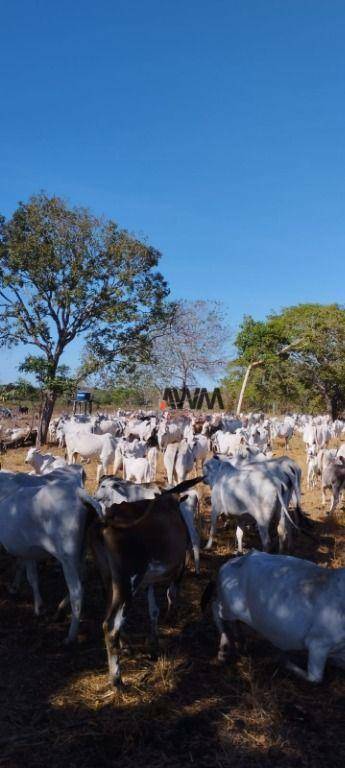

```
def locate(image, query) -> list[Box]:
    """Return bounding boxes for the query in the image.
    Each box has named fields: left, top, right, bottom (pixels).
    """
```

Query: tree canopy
left=0, top=193, right=170, bottom=441
left=144, top=299, right=229, bottom=389
left=223, top=304, right=345, bottom=417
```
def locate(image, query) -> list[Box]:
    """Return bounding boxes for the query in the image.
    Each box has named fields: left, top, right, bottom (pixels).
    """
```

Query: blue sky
left=1, top=0, right=345, bottom=381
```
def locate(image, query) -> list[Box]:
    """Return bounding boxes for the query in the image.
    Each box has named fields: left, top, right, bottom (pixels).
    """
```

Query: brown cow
left=91, top=476, right=203, bottom=687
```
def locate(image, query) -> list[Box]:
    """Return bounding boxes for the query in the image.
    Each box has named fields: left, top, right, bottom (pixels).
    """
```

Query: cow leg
left=25, top=561, right=43, bottom=616
left=257, top=524, right=270, bottom=552
left=61, top=559, right=83, bottom=644
left=235, top=525, right=244, bottom=554
left=147, top=585, right=159, bottom=659
left=55, top=555, right=89, bottom=618
left=113, top=449, right=122, bottom=476
left=307, top=467, right=312, bottom=490
left=329, top=485, right=340, bottom=514
left=205, top=507, right=219, bottom=550
left=192, top=542, right=200, bottom=575
left=103, top=582, right=130, bottom=687
left=212, top=602, right=233, bottom=662
left=277, top=513, right=287, bottom=553
left=286, top=641, right=329, bottom=683
left=8, top=559, right=26, bottom=594
left=179, top=507, right=200, bottom=575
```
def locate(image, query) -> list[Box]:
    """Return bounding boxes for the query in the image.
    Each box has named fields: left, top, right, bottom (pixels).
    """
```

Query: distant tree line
left=1, top=193, right=344, bottom=439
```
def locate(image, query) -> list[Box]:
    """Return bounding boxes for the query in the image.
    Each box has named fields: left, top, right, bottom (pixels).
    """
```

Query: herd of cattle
left=1, top=408, right=345, bottom=687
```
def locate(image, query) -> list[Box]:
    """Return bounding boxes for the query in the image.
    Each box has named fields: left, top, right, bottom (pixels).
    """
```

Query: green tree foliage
left=0, top=194, right=170, bottom=442
left=223, top=304, right=345, bottom=417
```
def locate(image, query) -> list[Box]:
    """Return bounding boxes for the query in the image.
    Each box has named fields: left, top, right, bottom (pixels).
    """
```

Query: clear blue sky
left=1, top=0, right=344, bottom=381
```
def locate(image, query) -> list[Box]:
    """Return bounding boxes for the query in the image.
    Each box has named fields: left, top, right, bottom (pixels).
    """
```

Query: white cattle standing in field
left=303, top=424, right=317, bottom=453
left=203, top=455, right=298, bottom=553
left=60, top=429, right=118, bottom=482
left=271, top=418, right=294, bottom=450
left=0, top=466, right=100, bottom=642
left=123, top=456, right=151, bottom=483
left=315, top=424, right=332, bottom=450
left=124, top=418, right=156, bottom=442
left=206, top=550, right=345, bottom=683
left=211, top=430, right=245, bottom=456
left=163, top=441, right=195, bottom=485
left=25, top=447, right=67, bottom=475
left=157, top=421, right=183, bottom=450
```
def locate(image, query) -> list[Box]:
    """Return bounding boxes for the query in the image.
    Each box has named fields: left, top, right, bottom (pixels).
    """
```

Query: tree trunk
left=323, top=390, right=340, bottom=420
left=37, top=390, right=57, bottom=446
left=236, top=361, right=263, bottom=416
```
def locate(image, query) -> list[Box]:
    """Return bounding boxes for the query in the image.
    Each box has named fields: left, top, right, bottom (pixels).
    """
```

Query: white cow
left=302, top=424, right=317, bottom=453
left=25, top=447, right=67, bottom=475
left=211, top=430, right=245, bottom=456
left=248, top=426, right=270, bottom=453
left=123, top=456, right=151, bottom=483
left=93, top=418, right=123, bottom=437
left=157, top=422, right=183, bottom=450
left=125, top=418, right=156, bottom=442
left=0, top=467, right=100, bottom=642
left=207, top=550, right=345, bottom=683
left=191, top=434, right=209, bottom=472
left=203, top=456, right=297, bottom=553
left=315, top=425, right=332, bottom=450
left=147, top=445, right=158, bottom=481
left=163, top=440, right=195, bottom=484
left=272, top=420, right=294, bottom=450
left=62, top=431, right=118, bottom=482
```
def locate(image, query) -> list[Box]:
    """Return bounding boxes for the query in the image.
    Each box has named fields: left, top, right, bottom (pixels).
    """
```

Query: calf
left=91, top=477, right=202, bottom=687
left=307, top=450, right=319, bottom=489
left=25, top=447, right=67, bottom=475
left=204, top=550, right=345, bottom=683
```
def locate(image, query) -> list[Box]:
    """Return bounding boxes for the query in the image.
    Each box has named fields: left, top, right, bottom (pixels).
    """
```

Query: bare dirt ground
left=1, top=432, right=345, bottom=768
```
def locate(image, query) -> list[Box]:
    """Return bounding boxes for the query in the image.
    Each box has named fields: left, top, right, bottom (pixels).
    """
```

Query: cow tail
left=277, top=487, right=300, bottom=531
left=201, top=580, right=216, bottom=613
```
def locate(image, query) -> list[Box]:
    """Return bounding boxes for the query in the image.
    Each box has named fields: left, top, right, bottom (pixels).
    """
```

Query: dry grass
left=1, top=430, right=345, bottom=767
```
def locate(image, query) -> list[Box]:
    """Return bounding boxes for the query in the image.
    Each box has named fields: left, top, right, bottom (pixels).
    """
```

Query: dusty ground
left=1, top=432, right=345, bottom=768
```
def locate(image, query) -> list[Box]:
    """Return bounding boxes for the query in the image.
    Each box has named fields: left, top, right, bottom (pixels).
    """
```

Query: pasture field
left=1, top=434, right=345, bottom=768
